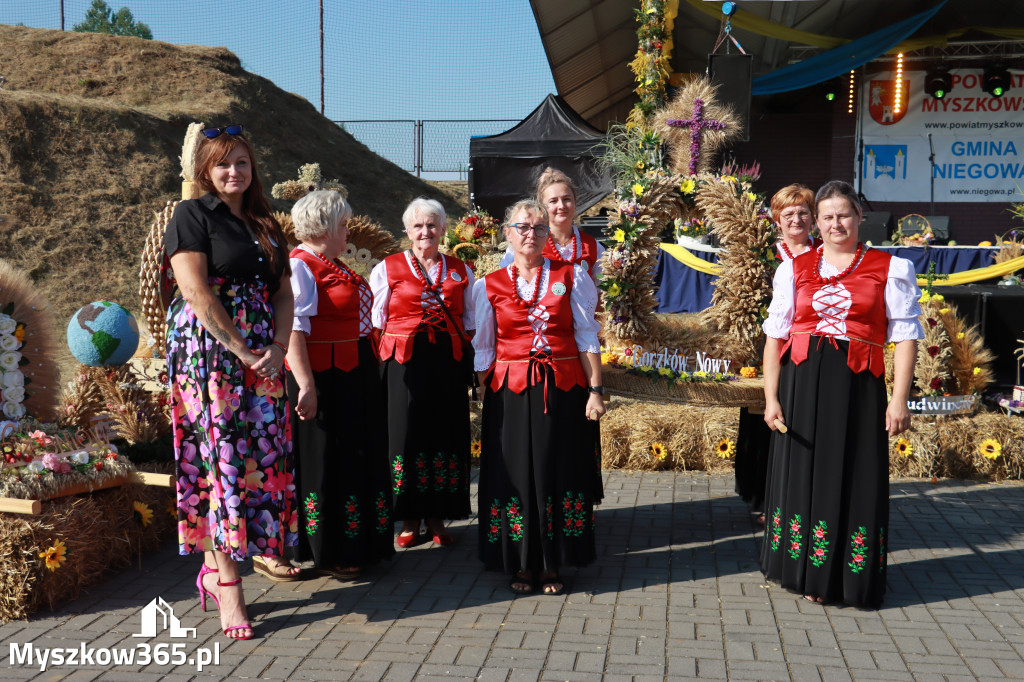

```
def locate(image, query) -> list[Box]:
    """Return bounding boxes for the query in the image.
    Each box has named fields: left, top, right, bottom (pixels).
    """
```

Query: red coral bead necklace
left=510, top=264, right=543, bottom=307
left=815, top=242, right=864, bottom=286
left=312, top=249, right=366, bottom=287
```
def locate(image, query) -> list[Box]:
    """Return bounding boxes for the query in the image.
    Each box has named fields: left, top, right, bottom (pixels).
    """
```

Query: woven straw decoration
left=138, top=201, right=178, bottom=348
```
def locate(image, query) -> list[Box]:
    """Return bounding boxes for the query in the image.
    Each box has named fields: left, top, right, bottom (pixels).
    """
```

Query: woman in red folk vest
left=500, top=168, right=604, bottom=281
left=370, top=198, right=475, bottom=548
left=761, top=180, right=923, bottom=608
left=735, top=184, right=821, bottom=526
left=473, top=199, right=605, bottom=596
left=284, top=191, right=395, bottom=579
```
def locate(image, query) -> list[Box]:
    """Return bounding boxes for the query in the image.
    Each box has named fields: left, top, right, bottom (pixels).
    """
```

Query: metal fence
left=336, top=119, right=519, bottom=177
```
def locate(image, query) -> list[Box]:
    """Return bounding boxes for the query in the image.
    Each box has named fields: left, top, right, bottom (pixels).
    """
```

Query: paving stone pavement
left=1, top=471, right=1022, bottom=681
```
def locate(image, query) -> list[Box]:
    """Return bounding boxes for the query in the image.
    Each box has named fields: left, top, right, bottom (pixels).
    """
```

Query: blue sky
left=2, top=0, right=557, bottom=122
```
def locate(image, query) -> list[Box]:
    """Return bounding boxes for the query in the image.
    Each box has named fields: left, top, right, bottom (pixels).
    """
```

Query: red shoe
left=432, top=533, right=453, bottom=547
left=396, top=531, right=420, bottom=548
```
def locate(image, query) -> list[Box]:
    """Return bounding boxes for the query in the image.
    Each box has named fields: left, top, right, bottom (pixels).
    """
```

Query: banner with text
left=858, top=68, right=1024, bottom=202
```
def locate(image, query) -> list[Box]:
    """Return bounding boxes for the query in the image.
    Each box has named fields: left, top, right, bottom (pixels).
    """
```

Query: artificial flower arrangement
left=439, top=209, right=504, bottom=275
left=602, top=346, right=738, bottom=388
left=0, top=423, right=132, bottom=500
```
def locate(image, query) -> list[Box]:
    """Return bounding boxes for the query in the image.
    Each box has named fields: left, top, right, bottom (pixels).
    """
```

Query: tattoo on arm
left=204, top=304, right=239, bottom=351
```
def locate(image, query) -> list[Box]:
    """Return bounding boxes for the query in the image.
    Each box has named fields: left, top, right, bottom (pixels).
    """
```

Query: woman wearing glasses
left=473, top=199, right=604, bottom=596
left=370, top=198, right=475, bottom=548
left=164, top=125, right=297, bottom=640
left=735, top=184, right=821, bottom=526
left=499, top=167, right=604, bottom=280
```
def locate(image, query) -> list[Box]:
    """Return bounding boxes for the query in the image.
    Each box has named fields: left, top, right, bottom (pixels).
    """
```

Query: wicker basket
left=603, top=364, right=765, bottom=409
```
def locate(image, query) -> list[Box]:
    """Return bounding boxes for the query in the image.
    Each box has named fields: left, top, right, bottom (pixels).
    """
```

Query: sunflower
left=895, top=437, right=913, bottom=458
left=470, top=440, right=482, bottom=457
left=979, top=438, right=1002, bottom=460
left=133, top=500, right=154, bottom=527
left=715, top=438, right=736, bottom=459
left=649, top=442, right=667, bottom=460
left=39, top=539, right=67, bottom=572
left=166, top=499, right=177, bottom=519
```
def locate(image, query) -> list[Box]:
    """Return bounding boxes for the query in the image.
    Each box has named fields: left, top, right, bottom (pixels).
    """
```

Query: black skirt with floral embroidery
left=478, top=367, right=599, bottom=575
left=383, top=332, right=472, bottom=522
left=760, top=339, right=889, bottom=608
left=286, top=338, right=395, bottom=568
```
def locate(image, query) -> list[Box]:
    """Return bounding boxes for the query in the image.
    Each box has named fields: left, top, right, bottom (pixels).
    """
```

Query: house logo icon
left=132, top=597, right=197, bottom=639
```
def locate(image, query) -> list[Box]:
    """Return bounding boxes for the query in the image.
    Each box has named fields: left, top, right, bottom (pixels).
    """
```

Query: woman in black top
left=164, top=126, right=296, bottom=641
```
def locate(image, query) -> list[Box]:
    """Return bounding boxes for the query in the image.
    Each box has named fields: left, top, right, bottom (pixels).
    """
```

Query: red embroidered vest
left=287, top=248, right=369, bottom=372
left=782, top=248, right=892, bottom=377
left=484, top=261, right=587, bottom=393
left=543, top=229, right=599, bottom=278
left=378, top=252, right=469, bottom=364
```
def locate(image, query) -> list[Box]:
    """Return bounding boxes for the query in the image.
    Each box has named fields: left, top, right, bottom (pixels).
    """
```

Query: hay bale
left=600, top=398, right=737, bottom=472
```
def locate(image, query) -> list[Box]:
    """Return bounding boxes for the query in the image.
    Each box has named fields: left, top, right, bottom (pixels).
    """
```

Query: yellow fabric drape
left=659, top=243, right=1024, bottom=286
left=659, top=243, right=723, bottom=275
left=684, top=0, right=1022, bottom=55
left=924, top=255, right=1024, bottom=286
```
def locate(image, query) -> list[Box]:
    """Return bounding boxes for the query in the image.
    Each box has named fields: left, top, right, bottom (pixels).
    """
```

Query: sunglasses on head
left=201, top=124, right=244, bottom=139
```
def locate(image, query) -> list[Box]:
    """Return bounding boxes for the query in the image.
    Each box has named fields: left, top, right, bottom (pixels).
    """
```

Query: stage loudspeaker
left=707, top=53, right=752, bottom=141
left=859, top=211, right=893, bottom=244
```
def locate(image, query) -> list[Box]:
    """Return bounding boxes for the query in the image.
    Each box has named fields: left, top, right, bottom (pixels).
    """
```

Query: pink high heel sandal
left=196, top=563, right=219, bottom=612
left=216, top=577, right=253, bottom=640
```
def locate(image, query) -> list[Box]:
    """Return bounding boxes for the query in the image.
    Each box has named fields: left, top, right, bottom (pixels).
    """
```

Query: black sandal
left=509, top=572, right=535, bottom=595
left=540, top=575, right=565, bottom=596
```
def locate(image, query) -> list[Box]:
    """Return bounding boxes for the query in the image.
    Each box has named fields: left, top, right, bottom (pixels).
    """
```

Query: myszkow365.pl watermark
left=8, top=597, right=220, bottom=672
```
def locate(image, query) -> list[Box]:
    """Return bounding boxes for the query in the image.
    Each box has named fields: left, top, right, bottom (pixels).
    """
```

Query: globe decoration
left=67, top=302, right=140, bottom=366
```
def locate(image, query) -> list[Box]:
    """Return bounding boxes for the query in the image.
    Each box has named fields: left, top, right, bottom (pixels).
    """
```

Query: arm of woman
left=286, top=331, right=316, bottom=419
left=251, top=270, right=295, bottom=376
left=285, top=257, right=318, bottom=419
left=886, top=339, right=916, bottom=436
left=761, top=260, right=795, bottom=430
left=471, top=277, right=495, bottom=386
left=762, top=336, right=784, bottom=430
left=570, top=265, right=604, bottom=420
left=169, top=250, right=260, bottom=367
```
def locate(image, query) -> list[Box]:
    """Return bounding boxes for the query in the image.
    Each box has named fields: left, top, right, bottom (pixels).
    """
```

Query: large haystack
left=0, top=25, right=462, bottom=326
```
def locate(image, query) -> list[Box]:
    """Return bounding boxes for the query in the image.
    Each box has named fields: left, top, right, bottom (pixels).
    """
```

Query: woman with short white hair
left=370, top=197, right=475, bottom=548
left=285, top=190, right=394, bottom=579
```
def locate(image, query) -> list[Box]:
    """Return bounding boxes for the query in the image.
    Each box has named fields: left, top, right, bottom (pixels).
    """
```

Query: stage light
left=925, top=65, right=952, bottom=100
left=824, top=80, right=837, bottom=101
left=983, top=63, right=1012, bottom=98
left=893, top=53, right=904, bottom=114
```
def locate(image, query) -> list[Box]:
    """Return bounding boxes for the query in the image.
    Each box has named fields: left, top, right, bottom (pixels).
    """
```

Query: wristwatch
left=588, top=385, right=605, bottom=395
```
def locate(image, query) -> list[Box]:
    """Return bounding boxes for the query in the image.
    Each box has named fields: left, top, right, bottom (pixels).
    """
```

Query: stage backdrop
left=859, top=68, right=1024, bottom=203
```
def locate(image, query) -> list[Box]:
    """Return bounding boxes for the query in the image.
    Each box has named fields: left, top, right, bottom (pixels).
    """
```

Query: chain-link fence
left=338, top=120, right=519, bottom=176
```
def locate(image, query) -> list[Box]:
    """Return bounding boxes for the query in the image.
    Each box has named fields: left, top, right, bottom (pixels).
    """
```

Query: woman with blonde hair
left=474, top=198, right=604, bottom=596
left=500, top=167, right=605, bottom=280
left=164, top=125, right=297, bottom=640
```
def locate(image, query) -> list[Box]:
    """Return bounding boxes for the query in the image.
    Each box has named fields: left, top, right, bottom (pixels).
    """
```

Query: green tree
left=73, top=0, right=153, bottom=40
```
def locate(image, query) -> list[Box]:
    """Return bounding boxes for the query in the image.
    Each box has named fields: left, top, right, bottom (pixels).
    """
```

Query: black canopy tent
left=468, top=94, right=613, bottom=222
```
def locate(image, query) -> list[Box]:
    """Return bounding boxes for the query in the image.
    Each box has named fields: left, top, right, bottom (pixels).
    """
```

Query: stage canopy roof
left=529, top=0, right=1024, bottom=130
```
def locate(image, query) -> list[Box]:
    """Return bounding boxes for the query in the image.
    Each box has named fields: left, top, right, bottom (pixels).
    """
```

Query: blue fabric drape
left=751, top=1, right=948, bottom=96
left=654, top=244, right=997, bottom=314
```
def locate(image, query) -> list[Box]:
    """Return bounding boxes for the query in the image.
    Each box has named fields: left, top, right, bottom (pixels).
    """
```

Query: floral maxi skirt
left=166, top=278, right=297, bottom=560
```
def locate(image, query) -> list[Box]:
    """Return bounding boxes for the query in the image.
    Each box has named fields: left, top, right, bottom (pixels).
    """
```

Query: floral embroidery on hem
left=849, top=525, right=870, bottom=573
left=769, top=507, right=781, bottom=552
left=487, top=500, right=501, bottom=543
left=562, top=491, right=587, bottom=537
left=304, top=492, right=320, bottom=536
left=392, top=454, right=406, bottom=495
left=810, top=520, right=829, bottom=567
left=506, top=497, right=524, bottom=542
left=375, top=492, right=390, bottom=534
left=787, top=514, right=803, bottom=561
left=344, top=495, right=360, bottom=539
